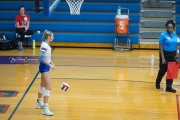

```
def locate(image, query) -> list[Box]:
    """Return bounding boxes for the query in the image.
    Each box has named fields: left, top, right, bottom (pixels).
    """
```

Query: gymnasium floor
left=0, top=47, right=180, bottom=120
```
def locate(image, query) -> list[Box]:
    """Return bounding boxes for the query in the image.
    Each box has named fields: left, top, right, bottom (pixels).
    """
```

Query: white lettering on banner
left=9, top=57, right=39, bottom=63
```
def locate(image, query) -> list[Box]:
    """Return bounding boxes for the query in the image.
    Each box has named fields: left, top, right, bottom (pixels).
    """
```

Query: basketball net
left=66, top=0, right=84, bottom=15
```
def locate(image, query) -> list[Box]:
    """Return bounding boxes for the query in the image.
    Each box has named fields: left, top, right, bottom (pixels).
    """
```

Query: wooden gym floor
left=0, top=47, right=180, bottom=120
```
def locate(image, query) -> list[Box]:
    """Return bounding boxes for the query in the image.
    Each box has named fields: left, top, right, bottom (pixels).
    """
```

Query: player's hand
left=50, top=62, right=55, bottom=66
left=53, top=64, right=56, bottom=68
left=175, top=55, right=179, bottom=59
left=175, top=55, right=179, bottom=64
left=162, top=59, right=166, bottom=64
left=50, top=64, right=55, bottom=70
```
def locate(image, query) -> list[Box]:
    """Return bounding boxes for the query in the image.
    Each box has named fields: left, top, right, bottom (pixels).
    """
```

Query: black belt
left=163, top=50, right=176, bottom=53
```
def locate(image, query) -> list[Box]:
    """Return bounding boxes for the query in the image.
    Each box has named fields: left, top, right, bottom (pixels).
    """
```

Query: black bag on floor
left=0, top=33, right=16, bottom=51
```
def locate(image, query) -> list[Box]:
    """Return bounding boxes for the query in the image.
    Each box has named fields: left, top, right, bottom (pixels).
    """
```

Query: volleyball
left=61, top=82, right=70, bottom=91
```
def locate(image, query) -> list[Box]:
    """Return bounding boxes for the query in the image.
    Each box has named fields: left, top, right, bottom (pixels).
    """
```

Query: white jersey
left=40, top=41, right=51, bottom=63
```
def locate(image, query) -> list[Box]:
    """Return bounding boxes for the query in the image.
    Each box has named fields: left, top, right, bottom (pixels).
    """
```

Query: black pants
left=16, top=28, right=34, bottom=42
left=156, top=50, right=176, bottom=87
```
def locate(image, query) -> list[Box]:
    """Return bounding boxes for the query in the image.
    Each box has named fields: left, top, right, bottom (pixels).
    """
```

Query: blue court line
left=8, top=47, right=55, bottom=120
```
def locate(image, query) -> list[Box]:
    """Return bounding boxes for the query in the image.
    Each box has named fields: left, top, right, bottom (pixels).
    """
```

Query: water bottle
left=151, top=55, right=154, bottom=66
left=117, top=6, right=121, bottom=15
left=32, top=40, right=36, bottom=49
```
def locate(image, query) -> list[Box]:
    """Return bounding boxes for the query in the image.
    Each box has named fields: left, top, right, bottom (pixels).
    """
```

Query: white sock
left=44, top=103, right=48, bottom=107
left=37, top=98, right=42, bottom=101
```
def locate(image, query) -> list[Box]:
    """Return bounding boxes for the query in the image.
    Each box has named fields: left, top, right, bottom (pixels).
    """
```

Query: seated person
left=15, top=5, right=34, bottom=51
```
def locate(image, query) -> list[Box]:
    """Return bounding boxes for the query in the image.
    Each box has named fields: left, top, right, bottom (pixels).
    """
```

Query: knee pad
left=38, top=86, right=45, bottom=93
left=44, top=89, right=51, bottom=96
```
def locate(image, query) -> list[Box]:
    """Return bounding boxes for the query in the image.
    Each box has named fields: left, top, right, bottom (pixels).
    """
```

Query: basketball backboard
left=34, top=0, right=60, bottom=17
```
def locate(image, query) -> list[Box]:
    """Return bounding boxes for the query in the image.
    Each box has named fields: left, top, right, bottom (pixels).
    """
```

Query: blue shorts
left=39, top=62, right=50, bottom=73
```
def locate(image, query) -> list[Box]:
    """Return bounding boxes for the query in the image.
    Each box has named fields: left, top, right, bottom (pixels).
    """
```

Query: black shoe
left=166, top=87, right=176, bottom=93
left=155, top=84, right=160, bottom=89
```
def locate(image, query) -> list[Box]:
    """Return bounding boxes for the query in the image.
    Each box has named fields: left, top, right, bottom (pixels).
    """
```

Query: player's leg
left=36, top=76, right=45, bottom=109
left=42, top=72, right=53, bottom=116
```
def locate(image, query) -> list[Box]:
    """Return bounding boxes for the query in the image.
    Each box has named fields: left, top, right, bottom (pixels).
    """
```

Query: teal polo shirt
left=159, top=31, right=178, bottom=52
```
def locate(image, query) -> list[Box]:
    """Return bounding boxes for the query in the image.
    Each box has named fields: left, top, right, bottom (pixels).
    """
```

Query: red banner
left=166, top=62, right=180, bottom=79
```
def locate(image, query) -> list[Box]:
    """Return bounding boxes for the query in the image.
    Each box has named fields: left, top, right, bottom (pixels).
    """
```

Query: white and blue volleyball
left=61, top=82, right=70, bottom=91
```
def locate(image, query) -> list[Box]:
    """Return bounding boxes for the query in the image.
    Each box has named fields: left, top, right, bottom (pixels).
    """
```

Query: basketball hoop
left=66, top=0, right=84, bottom=15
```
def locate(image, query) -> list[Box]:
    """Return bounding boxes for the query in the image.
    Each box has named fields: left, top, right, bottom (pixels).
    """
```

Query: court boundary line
left=176, top=95, right=180, bottom=120
left=36, top=77, right=180, bottom=87
left=8, top=47, right=55, bottom=120
left=54, top=64, right=159, bottom=68
left=8, top=71, right=40, bottom=120
left=35, top=76, right=180, bottom=119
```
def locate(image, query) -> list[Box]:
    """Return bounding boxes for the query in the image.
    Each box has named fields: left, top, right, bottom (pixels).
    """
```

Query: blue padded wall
left=0, top=21, right=139, bottom=33
left=0, top=12, right=140, bottom=23
left=0, top=0, right=140, bottom=44
left=176, top=6, right=180, bottom=13
left=176, top=16, right=180, bottom=24
left=176, top=1, right=180, bottom=36
left=177, top=0, right=180, bottom=4
left=82, top=0, right=141, bottom=2
left=57, top=3, right=141, bottom=13
left=177, top=26, right=180, bottom=34
left=0, top=2, right=43, bottom=10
